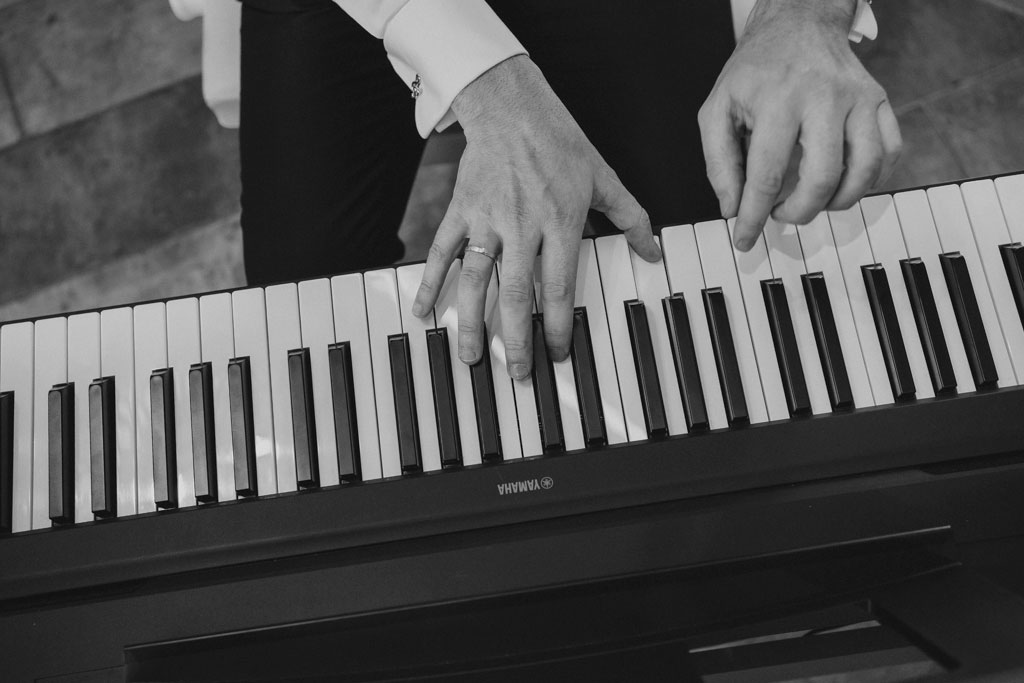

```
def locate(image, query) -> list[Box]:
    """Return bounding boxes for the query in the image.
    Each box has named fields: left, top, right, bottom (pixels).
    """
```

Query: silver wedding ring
left=465, top=245, right=497, bottom=261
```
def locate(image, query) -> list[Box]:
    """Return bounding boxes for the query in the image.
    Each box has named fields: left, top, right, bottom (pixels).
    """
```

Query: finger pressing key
left=457, top=244, right=498, bottom=365
left=498, top=244, right=539, bottom=380
left=538, top=237, right=579, bottom=362
left=413, top=209, right=469, bottom=318
left=734, top=108, right=799, bottom=251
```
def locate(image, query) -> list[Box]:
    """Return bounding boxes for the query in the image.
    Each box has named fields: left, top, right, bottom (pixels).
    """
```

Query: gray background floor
left=1, top=0, right=1023, bottom=322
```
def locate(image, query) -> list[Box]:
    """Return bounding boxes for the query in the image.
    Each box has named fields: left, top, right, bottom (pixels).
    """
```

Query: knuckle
left=427, top=241, right=451, bottom=264
left=457, top=317, right=480, bottom=336
left=751, top=168, right=785, bottom=197
left=503, top=336, right=530, bottom=358
left=501, top=280, right=534, bottom=307
left=460, top=263, right=491, bottom=289
left=541, top=280, right=572, bottom=304
left=416, top=279, right=436, bottom=299
left=807, top=174, right=840, bottom=200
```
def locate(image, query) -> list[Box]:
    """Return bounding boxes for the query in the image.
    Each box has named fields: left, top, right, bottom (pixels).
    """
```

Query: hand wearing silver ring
left=410, top=56, right=660, bottom=381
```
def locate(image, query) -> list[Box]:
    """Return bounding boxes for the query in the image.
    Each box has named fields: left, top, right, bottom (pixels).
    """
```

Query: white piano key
left=331, top=273, right=382, bottom=480
left=32, top=317, right=67, bottom=528
left=100, top=307, right=137, bottom=516
left=828, top=208, right=895, bottom=405
left=264, top=285, right=301, bottom=493
left=575, top=239, right=627, bottom=445
left=762, top=218, right=835, bottom=413
left=727, top=223, right=792, bottom=421
left=165, top=298, right=200, bottom=507
left=495, top=261, right=543, bottom=458
left=482, top=266, right=523, bottom=460
left=198, top=293, right=236, bottom=500
left=694, top=221, right=772, bottom=424
left=432, top=262, right=482, bottom=466
left=364, top=269, right=404, bottom=478
left=1, top=322, right=34, bottom=532
left=594, top=234, right=649, bottom=441
left=961, top=179, right=1024, bottom=383
left=661, top=224, right=729, bottom=430
left=231, top=288, right=277, bottom=496
left=67, top=313, right=100, bottom=523
left=627, top=236, right=688, bottom=434
left=396, top=264, right=442, bottom=471
left=29, top=320, right=62, bottom=527
left=297, top=279, right=339, bottom=486
left=893, top=190, right=976, bottom=394
left=928, top=184, right=1016, bottom=389
left=533, top=257, right=586, bottom=452
left=995, top=174, right=1024, bottom=243
left=797, top=214, right=876, bottom=408
left=860, top=196, right=936, bottom=399
left=132, top=302, right=167, bottom=514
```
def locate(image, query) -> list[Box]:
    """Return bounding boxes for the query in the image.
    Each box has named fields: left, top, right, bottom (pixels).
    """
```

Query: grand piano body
left=1, top=177, right=1024, bottom=681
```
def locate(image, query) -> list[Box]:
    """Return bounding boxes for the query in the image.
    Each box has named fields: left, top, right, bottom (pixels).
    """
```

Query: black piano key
left=0, top=391, right=12, bottom=533
left=801, top=272, right=854, bottom=410
left=531, top=314, right=564, bottom=453
left=425, top=329, right=462, bottom=469
left=389, top=333, right=422, bottom=473
left=762, top=278, right=812, bottom=416
left=188, top=362, right=218, bottom=503
left=228, top=357, right=258, bottom=498
left=150, top=368, right=178, bottom=509
left=940, top=252, right=998, bottom=388
left=1001, top=243, right=1024, bottom=328
left=569, top=307, right=606, bottom=447
left=702, top=288, right=749, bottom=425
left=901, top=258, right=957, bottom=394
left=328, top=342, right=361, bottom=482
left=625, top=300, right=668, bottom=436
left=288, top=348, right=319, bottom=488
left=862, top=264, right=916, bottom=401
left=89, top=377, right=116, bottom=518
left=48, top=383, right=74, bottom=524
left=663, top=294, right=709, bottom=431
left=469, top=348, right=502, bottom=462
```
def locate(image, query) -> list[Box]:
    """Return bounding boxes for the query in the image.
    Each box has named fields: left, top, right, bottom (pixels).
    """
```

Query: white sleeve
left=334, top=0, right=527, bottom=137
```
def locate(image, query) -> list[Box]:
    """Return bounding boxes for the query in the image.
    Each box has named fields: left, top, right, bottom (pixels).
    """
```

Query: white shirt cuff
left=383, top=0, right=527, bottom=137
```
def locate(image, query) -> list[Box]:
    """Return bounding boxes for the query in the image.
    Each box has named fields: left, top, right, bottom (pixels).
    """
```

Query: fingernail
left=412, top=302, right=425, bottom=317
left=509, top=363, right=529, bottom=380
left=459, top=350, right=480, bottom=365
left=735, top=236, right=754, bottom=252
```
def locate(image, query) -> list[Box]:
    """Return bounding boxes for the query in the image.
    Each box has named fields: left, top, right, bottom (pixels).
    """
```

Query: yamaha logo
left=497, top=476, right=554, bottom=496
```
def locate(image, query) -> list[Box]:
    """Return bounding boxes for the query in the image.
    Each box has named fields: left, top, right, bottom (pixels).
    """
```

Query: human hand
left=699, top=0, right=902, bottom=250
left=412, top=55, right=659, bottom=379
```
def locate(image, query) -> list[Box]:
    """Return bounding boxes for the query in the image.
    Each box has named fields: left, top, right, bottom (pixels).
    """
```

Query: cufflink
left=410, top=75, right=423, bottom=99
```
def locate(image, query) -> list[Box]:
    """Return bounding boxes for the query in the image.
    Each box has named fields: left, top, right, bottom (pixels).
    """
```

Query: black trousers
left=239, top=0, right=736, bottom=286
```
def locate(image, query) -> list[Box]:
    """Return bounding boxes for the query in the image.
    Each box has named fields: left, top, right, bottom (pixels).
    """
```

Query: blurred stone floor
left=1, top=0, right=1024, bottom=322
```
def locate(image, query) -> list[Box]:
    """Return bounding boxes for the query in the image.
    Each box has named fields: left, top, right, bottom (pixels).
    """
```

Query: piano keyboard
left=1, top=176, right=1023, bottom=535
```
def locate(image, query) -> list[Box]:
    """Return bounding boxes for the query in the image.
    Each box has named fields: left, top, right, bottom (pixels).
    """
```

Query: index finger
left=734, top=109, right=799, bottom=251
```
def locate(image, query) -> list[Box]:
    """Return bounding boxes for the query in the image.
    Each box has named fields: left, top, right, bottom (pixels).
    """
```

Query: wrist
left=451, top=55, right=550, bottom=133
left=748, top=0, right=858, bottom=39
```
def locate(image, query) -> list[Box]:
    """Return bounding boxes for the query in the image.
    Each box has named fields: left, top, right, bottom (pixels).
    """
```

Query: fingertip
left=508, top=362, right=531, bottom=381
left=642, top=238, right=662, bottom=263
left=734, top=235, right=756, bottom=252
